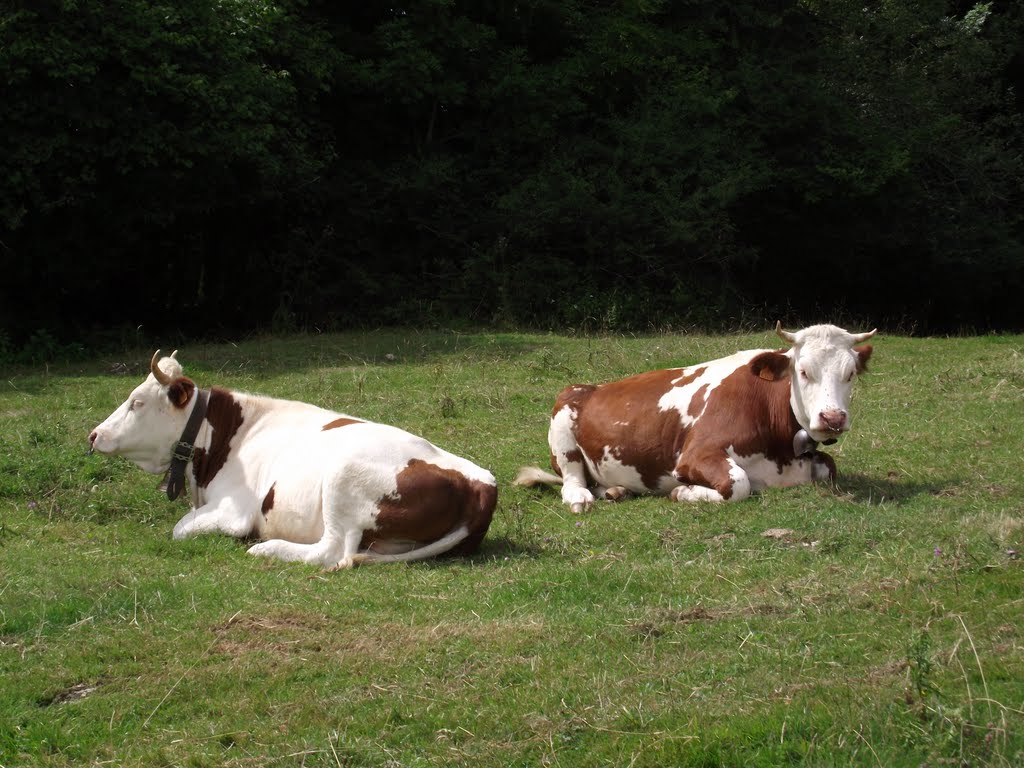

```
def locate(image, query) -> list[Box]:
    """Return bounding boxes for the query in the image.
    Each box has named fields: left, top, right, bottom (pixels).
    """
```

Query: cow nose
left=819, top=409, right=847, bottom=432
left=88, top=430, right=98, bottom=451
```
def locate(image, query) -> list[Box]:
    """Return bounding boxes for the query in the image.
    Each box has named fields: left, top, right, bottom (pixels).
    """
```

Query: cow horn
left=150, top=350, right=173, bottom=386
left=848, top=328, right=877, bottom=344
left=775, top=321, right=797, bottom=344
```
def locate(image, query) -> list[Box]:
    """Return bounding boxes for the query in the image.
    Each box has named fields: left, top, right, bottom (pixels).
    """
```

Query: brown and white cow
left=89, top=352, right=497, bottom=568
left=515, top=323, right=875, bottom=511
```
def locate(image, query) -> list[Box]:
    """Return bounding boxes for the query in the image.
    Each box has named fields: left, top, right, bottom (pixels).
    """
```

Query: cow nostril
left=819, top=410, right=847, bottom=431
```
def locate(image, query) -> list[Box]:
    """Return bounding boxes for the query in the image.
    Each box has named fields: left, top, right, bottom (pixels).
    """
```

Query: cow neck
left=164, top=388, right=209, bottom=501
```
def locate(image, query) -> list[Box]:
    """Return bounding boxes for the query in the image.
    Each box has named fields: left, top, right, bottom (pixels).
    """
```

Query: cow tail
left=350, top=524, right=471, bottom=565
left=513, top=466, right=563, bottom=488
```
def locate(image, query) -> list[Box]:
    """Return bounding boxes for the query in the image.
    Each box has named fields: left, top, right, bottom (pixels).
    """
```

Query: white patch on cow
left=812, top=459, right=832, bottom=483
left=658, top=350, right=765, bottom=427
left=727, top=447, right=814, bottom=492
left=548, top=404, right=580, bottom=467
left=670, top=484, right=725, bottom=502
left=588, top=445, right=647, bottom=494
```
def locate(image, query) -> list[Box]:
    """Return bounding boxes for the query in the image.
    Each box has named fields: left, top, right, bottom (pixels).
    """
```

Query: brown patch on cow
left=855, top=344, right=873, bottom=374
left=167, top=376, right=196, bottom=409
left=322, top=417, right=362, bottom=430
left=365, top=459, right=497, bottom=557
left=569, top=368, right=691, bottom=491
left=565, top=448, right=584, bottom=465
left=192, top=387, right=244, bottom=488
left=261, top=483, right=276, bottom=517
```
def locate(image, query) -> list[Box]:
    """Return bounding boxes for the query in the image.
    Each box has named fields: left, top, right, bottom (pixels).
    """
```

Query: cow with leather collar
left=515, top=323, right=876, bottom=511
left=89, top=351, right=497, bottom=568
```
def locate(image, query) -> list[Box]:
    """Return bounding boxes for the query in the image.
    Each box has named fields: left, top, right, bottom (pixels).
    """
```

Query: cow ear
left=749, top=351, right=791, bottom=382
left=166, top=377, right=196, bottom=409
left=855, top=344, right=873, bottom=374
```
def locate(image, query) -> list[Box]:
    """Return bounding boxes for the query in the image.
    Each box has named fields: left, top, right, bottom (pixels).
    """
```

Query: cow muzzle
left=88, top=428, right=115, bottom=456
left=817, top=409, right=848, bottom=433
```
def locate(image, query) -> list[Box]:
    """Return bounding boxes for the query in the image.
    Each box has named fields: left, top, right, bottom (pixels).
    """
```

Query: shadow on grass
left=474, top=535, right=543, bottom=559
left=407, top=536, right=543, bottom=569
left=832, top=471, right=954, bottom=505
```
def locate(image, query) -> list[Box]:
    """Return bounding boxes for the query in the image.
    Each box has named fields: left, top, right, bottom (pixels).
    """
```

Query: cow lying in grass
left=90, top=352, right=497, bottom=568
left=516, top=323, right=875, bottom=511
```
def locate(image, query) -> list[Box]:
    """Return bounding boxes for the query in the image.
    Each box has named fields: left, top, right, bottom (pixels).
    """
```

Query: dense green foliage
left=2, top=0, right=1022, bottom=346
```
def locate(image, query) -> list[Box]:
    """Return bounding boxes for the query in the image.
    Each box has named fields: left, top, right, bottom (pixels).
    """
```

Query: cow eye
left=131, top=399, right=144, bottom=411
left=799, top=369, right=809, bottom=381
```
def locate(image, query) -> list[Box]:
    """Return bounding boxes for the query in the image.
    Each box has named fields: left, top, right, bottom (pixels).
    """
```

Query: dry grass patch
left=213, top=608, right=549, bottom=666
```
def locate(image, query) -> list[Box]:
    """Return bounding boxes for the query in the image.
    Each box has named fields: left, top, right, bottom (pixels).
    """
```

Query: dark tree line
left=2, top=0, right=1022, bottom=352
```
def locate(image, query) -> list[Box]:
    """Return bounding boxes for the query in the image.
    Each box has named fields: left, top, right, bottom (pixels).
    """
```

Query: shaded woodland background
left=2, top=0, right=1022, bottom=356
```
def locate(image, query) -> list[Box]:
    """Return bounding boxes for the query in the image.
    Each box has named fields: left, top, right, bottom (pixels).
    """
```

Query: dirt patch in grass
left=212, top=609, right=548, bottom=665
left=38, top=682, right=100, bottom=707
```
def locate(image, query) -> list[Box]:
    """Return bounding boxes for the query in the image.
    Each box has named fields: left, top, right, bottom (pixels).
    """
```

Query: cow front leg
left=670, top=453, right=751, bottom=503
left=173, top=502, right=258, bottom=540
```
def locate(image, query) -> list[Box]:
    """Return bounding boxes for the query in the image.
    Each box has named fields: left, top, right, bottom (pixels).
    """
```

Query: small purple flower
left=934, top=547, right=942, bottom=557
left=575, top=521, right=584, bottom=528
left=27, top=500, right=38, bottom=510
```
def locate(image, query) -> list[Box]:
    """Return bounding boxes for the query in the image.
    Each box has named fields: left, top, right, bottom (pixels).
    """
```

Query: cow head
left=88, top=351, right=197, bottom=474
left=776, top=323, right=875, bottom=443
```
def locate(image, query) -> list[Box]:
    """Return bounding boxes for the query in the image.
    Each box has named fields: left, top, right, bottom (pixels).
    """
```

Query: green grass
left=1, top=328, right=1022, bottom=766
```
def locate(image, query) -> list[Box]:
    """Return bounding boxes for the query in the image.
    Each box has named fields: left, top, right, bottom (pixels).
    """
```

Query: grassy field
left=1, top=328, right=1022, bottom=767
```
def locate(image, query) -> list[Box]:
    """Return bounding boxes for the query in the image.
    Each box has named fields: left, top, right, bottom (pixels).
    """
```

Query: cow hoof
left=563, top=487, right=594, bottom=514
left=247, top=542, right=271, bottom=557
left=602, top=486, right=632, bottom=502
left=328, top=556, right=357, bottom=571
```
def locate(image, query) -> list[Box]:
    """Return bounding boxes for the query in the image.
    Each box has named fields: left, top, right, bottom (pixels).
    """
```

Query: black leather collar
left=163, top=389, right=209, bottom=501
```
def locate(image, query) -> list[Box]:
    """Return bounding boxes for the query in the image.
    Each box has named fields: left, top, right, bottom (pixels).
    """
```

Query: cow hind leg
left=247, top=531, right=351, bottom=568
left=248, top=513, right=359, bottom=568
left=548, top=406, right=595, bottom=514
left=351, top=465, right=497, bottom=565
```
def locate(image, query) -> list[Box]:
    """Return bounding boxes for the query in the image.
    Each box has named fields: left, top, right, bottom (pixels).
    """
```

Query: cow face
left=89, top=351, right=196, bottom=474
left=778, top=324, right=875, bottom=443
